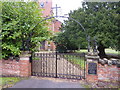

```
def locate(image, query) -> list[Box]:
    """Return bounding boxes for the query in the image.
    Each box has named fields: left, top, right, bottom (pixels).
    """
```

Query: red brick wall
left=98, top=63, right=120, bottom=82
left=86, top=55, right=120, bottom=83
left=0, top=57, right=31, bottom=77
left=0, top=59, right=20, bottom=76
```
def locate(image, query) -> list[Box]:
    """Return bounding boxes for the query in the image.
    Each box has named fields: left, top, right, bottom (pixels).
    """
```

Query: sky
left=52, top=0, right=83, bottom=22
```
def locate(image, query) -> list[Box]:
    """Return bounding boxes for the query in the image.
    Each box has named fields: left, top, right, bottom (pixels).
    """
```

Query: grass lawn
left=76, top=49, right=88, bottom=53
left=32, top=57, right=41, bottom=60
left=0, top=77, right=26, bottom=88
left=76, top=48, right=120, bottom=55
left=105, top=48, right=120, bottom=54
left=64, top=55, right=85, bottom=69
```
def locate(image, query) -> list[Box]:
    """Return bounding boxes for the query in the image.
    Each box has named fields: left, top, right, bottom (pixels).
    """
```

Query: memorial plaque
left=88, top=62, right=97, bottom=74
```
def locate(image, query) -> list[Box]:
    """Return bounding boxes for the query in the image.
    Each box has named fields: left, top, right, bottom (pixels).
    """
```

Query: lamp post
left=87, top=35, right=91, bottom=52
left=93, top=36, right=97, bottom=53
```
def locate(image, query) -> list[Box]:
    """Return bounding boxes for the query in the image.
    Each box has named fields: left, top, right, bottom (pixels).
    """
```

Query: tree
left=82, top=2, right=120, bottom=58
left=54, top=2, right=120, bottom=58
left=0, top=2, right=2, bottom=59
left=1, top=2, right=51, bottom=59
left=54, top=20, right=87, bottom=53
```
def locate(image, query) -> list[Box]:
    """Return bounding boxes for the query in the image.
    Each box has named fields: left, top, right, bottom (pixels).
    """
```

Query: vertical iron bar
left=80, top=55, right=82, bottom=79
left=36, top=53, right=37, bottom=76
left=84, top=54, right=86, bottom=79
left=62, top=54, right=64, bottom=78
left=79, top=55, right=81, bottom=79
left=31, top=53, right=33, bottom=76
left=67, top=54, right=69, bottom=79
left=63, top=54, right=65, bottom=78
left=51, top=53, right=53, bottom=77
left=55, top=51, right=57, bottom=78
left=42, top=53, right=44, bottom=76
left=46, top=53, right=47, bottom=76
left=75, top=54, right=77, bottom=79
left=75, top=55, right=77, bottom=79
left=38, top=53, right=39, bottom=76
left=40, top=53, right=42, bottom=76
left=70, top=54, right=72, bottom=79
left=41, top=53, right=42, bottom=76
left=73, top=54, right=75, bottom=79
left=71, top=54, right=73, bottom=78
left=43, top=53, right=44, bottom=76
left=69, top=54, right=71, bottom=79
left=39, top=53, right=41, bottom=76
left=48, top=53, right=50, bottom=76
left=43, top=53, right=45, bottom=76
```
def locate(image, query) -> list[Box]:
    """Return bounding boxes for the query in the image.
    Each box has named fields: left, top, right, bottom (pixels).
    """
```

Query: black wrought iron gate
left=32, top=52, right=86, bottom=80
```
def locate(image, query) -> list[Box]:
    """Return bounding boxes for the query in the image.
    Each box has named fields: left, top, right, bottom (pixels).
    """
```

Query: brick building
left=38, top=0, right=62, bottom=51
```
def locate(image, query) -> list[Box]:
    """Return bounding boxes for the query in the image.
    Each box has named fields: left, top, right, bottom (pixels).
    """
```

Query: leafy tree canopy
left=1, top=2, right=51, bottom=59
left=54, top=2, right=120, bottom=57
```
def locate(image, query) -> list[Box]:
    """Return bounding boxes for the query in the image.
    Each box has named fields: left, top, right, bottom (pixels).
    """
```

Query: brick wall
left=86, top=55, right=120, bottom=83
left=0, top=57, right=31, bottom=77
left=98, top=63, right=120, bottom=82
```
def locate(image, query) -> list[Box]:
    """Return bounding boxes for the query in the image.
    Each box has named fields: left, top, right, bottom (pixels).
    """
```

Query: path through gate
left=32, top=52, right=86, bottom=80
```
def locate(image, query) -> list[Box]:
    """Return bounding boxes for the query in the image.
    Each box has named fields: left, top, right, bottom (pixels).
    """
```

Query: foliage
left=1, top=2, right=51, bottom=59
left=0, top=1, right=2, bottom=59
left=54, top=2, right=120, bottom=53
left=82, top=2, right=120, bottom=50
left=54, top=23, right=87, bottom=53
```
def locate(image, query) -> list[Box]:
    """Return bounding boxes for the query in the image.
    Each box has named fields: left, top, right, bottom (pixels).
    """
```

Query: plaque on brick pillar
left=85, top=54, right=99, bottom=82
left=88, top=62, right=97, bottom=74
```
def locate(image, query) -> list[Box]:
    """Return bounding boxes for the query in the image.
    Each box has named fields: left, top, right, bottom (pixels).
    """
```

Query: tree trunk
left=97, top=43, right=107, bottom=59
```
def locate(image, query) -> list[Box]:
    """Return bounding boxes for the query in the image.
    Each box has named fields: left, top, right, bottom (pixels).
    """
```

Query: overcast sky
left=52, top=0, right=83, bottom=22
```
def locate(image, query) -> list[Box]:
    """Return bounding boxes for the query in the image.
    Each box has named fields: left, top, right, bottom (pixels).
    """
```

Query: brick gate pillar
left=85, top=54, right=99, bottom=82
left=19, top=51, right=31, bottom=77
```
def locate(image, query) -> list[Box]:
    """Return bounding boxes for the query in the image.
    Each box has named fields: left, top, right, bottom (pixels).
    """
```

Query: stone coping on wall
left=85, top=54, right=120, bottom=67
left=85, top=55, right=99, bottom=59
left=98, top=58, right=120, bottom=67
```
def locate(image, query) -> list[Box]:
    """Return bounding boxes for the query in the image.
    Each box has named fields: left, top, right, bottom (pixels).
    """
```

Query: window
left=40, top=2, right=44, bottom=8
